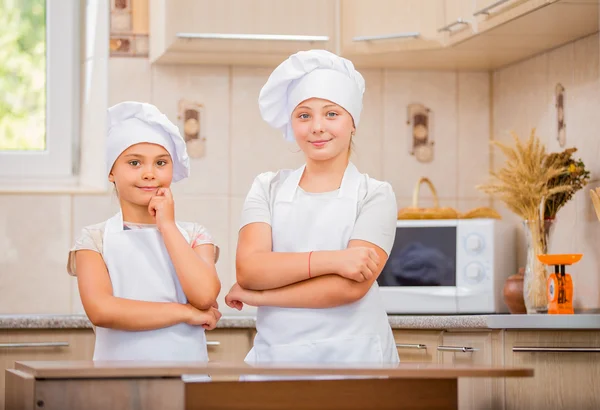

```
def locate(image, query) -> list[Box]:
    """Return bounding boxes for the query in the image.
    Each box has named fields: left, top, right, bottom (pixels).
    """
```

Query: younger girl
left=68, top=101, right=221, bottom=361
left=226, top=50, right=399, bottom=365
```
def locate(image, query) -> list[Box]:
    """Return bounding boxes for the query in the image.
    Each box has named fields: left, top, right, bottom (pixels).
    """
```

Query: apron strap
left=103, top=211, right=190, bottom=242
left=275, top=161, right=362, bottom=203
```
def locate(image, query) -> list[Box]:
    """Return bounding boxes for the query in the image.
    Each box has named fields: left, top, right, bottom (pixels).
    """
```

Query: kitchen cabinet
left=149, top=0, right=337, bottom=66
left=393, top=330, right=442, bottom=363
left=448, top=0, right=598, bottom=69
left=439, top=331, right=505, bottom=410
left=340, top=0, right=446, bottom=57
left=147, top=0, right=597, bottom=70
left=439, top=0, right=477, bottom=46
left=504, top=330, right=600, bottom=410
left=206, top=328, right=254, bottom=381
left=206, top=329, right=253, bottom=362
left=0, top=329, right=95, bottom=410
left=473, top=0, right=550, bottom=32
left=347, top=0, right=597, bottom=69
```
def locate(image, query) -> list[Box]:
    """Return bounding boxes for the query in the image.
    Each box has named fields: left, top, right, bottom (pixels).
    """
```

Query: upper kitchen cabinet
left=340, top=0, right=598, bottom=70
left=449, top=0, right=600, bottom=69
left=341, top=0, right=446, bottom=59
left=149, top=0, right=337, bottom=66
left=438, top=0, right=477, bottom=46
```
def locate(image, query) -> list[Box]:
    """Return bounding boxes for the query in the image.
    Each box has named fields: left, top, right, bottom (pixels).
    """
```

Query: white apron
left=93, top=211, right=209, bottom=367
left=244, top=162, right=399, bottom=370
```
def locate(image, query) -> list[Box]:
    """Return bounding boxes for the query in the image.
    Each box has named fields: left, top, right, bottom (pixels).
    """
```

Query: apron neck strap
left=105, top=211, right=125, bottom=233
left=277, top=161, right=361, bottom=202
left=104, top=211, right=190, bottom=242
left=339, top=162, right=361, bottom=199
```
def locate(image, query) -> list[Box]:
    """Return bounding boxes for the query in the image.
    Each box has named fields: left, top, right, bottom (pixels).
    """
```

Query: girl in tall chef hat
left=226, top=50, right=399, bottom=365
left=68, top=101, right=221, bottom=362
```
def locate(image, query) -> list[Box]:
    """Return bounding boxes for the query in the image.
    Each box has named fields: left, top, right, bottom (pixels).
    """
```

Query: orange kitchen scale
left=537, top=254, right=583, bottom=314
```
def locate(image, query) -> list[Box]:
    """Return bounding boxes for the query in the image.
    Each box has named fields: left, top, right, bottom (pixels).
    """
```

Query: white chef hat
left=258, top=49, right=366, bottom=142
left=106, top=101, right=190, bottom=182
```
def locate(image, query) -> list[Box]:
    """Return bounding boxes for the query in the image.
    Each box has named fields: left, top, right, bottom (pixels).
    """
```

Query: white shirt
left=240, top=168, right=398, bottom=256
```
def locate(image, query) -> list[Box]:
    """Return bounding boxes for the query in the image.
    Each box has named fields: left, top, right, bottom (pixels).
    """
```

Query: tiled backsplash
left=1, top=32, right=598, bottom=314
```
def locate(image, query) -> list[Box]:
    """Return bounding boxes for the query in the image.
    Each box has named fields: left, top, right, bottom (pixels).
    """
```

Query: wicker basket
left=397, top=177, right=459, bottom=220
left=459, top=206, right=502, bottom=219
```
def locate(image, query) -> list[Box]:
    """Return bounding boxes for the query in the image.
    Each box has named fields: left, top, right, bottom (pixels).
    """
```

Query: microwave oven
left=377, top=218, right=516, bottom=314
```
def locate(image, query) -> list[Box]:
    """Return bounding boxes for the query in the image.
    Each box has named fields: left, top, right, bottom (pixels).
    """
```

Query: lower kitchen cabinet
left=439, top=330, right=505, bottom=410
left=504, top=330, right=600, bottom=410
left=0, top=329, right=95, bottom=410
left=205, top=328, right=254, bottom=362
left=3, top=326, right=600, bottom=409
left=393, top=330, right=442, bottom=363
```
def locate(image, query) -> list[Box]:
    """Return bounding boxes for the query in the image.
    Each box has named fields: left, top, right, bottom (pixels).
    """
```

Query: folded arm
left=235, top=222, right=346, bottom=290
left=229, top=239, right=388, bottom=309
left=75, top=250, right=198, bottom=331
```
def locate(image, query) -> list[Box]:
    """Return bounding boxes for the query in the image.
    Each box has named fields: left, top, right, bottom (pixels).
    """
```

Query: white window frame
left=0, top=0, right=79, bottom=180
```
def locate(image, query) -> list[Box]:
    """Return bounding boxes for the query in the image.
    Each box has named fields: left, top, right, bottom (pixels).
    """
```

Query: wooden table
left=5, top=361, right=533, bottom=410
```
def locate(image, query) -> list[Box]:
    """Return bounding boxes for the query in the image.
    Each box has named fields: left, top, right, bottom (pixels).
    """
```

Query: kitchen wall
left=0, top=56, right=492, bottom=315
left=492, top=32, right=600, bottom=310
left=1, top=6, right=598, bottom=315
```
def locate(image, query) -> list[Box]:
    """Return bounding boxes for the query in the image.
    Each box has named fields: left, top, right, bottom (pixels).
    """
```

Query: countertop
left=12, top=360, right=533, bottom=379
left=1, top=314, right=599, bottom=330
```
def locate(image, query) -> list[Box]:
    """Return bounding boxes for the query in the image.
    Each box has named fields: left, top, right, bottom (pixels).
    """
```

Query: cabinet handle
left=0, top=342, right=69, bottom=348
left=437, top=345, right=478, bottom=353
left=352, top=32, right=420, bottom=42
left=473, top=0, right=511, bottom=16
left=207, top=341, right=221, bottom=347
left=176, top=33, right=329, bottom=42
left=437, top=18, right=469, bottom=32
left=513, top=347, right=600, bottom=353
left=396, top=343, right=427, bottom=350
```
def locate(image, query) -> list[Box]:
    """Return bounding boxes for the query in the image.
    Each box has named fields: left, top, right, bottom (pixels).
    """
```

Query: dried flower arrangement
left=476, top=129, right=571, bottom=221
left=476, top=129, right=588, bottom=313
left=543, top=148, right=590, bottom=219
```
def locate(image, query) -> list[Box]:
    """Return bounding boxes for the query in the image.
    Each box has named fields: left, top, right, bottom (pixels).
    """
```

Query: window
left=0, top=0, right=80, bottom=179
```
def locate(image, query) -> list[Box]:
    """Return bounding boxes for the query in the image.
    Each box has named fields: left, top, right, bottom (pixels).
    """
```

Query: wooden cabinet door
left=393, top=330, right=442, bottom=363
left=504, top=330, right=600, bottom=410
left=150, top=0, right=337, bottom=65
left=205, top=329, right=253, bottom=363
left=473, top=0, right=550, bottom=31
left=439, top=331, right=504, bottom=410
left=440, top=0, right=476, bottom=44
left=0, top=329, right=95, bottom=410
left=341, top=0, right=445, bottom=56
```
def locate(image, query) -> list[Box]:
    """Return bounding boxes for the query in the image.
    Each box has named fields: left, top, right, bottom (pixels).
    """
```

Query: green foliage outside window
left=0, top=0, right=46, bottom=150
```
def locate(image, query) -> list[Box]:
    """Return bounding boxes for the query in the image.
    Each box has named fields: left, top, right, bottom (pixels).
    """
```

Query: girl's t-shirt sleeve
left=240, top=172, right=275, bottom=229
left=67, top=225, right=104, bottom=276
left=350, top=181, right=398, bottom=256
left=189, top=223, right=220, bottom=263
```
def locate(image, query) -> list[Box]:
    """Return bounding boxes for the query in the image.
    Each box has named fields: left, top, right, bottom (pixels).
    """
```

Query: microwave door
left=377, top=225, right=458, bottom=314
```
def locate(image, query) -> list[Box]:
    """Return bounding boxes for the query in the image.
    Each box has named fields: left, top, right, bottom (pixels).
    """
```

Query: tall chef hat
left=258, top=49, right=365, bottom=142
left=106, top=101, right=190, bottom=182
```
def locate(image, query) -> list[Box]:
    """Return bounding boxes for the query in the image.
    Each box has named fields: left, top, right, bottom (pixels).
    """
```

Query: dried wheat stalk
left=477, top=129, right=572, bottom=311
left=477, top=129, right=571, bottom=222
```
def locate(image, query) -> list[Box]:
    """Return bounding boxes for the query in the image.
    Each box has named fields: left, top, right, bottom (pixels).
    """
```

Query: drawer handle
left=0, top=342, right=69, bottom=348
left=473, top=0, right=511, bottom=16
left=437, top=346, right=478, bottom=353
left=396, top=343, right=427, bottom=350
left=352, top=32, right=420, bottom=42
left=207, top=341, right=221, bottom=347
left=513, top=347, right=600, bottom=353
left=437, top=18, right=469, bottom=32
left=176, top=33, right=329, bottom=42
